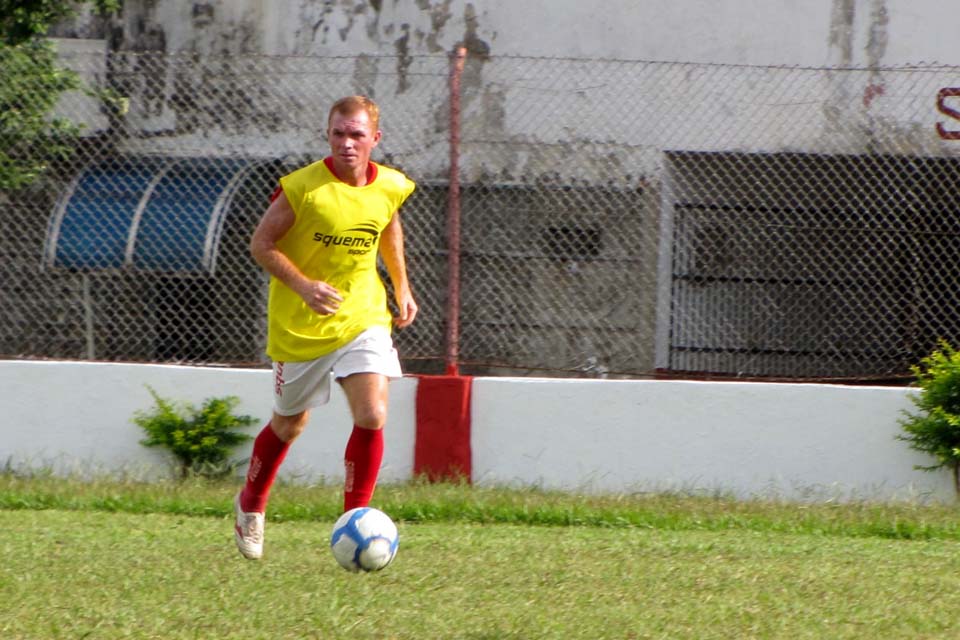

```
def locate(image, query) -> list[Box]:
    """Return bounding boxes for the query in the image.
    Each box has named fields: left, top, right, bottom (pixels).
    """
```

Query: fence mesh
left=4, top=49, right=960, bottom=380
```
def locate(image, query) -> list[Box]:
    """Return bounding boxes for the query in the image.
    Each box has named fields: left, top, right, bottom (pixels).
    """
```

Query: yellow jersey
left=266, top=158, right=416, bottom=361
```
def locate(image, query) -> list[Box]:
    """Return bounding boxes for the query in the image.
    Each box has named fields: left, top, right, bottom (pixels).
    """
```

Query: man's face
left=327, top=109, right=381, bottom=170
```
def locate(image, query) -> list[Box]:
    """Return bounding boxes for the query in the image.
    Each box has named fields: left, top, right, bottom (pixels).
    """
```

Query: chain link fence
left=4, top=48, right=960, bottom=380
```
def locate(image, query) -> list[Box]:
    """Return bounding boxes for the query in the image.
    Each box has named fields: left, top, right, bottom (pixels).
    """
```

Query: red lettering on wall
left=936, top=88, right=960, bottom=140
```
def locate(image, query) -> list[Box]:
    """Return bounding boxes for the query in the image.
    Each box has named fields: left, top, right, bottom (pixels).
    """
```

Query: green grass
left=3, top=474, right=960, bottom=638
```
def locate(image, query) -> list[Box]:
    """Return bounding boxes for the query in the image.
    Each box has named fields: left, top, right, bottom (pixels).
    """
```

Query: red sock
left=343, top=425, right=384, bottom=512
left=240, top=423, right=290, bottom=513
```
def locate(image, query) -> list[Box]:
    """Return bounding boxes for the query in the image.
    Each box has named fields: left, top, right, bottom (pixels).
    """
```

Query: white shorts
left=271, top=327, right=402, bottom=416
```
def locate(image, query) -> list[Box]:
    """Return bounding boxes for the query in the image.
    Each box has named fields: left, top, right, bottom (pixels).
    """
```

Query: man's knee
left=353, top=403, right=387, bottom=430
left=271, top=411, right=309, bottom=442
left=340, top=372, right=389, bottom=430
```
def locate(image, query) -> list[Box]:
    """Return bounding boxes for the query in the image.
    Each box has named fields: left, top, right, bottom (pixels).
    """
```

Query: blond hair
left=327, top=95, right=380, bottom=131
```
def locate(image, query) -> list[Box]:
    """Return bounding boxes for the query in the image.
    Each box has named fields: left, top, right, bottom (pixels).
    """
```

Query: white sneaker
left=234, top=492, right=264, bottom=560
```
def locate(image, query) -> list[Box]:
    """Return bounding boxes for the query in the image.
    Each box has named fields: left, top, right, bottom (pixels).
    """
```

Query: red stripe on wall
left=414, top=375, right=472, bottom=482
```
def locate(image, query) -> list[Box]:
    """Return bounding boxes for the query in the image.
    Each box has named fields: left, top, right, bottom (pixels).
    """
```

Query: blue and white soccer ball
left=330, top=507, right=399, bottom=572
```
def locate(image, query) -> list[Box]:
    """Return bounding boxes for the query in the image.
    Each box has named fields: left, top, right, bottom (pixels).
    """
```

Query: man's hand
left=298, top=280, right=343, bottom=315
left=394, top=290, right=418, bottom=328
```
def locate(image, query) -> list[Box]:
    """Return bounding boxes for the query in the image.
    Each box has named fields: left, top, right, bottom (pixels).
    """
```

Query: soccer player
left=234, top=95, right=418, bottom=560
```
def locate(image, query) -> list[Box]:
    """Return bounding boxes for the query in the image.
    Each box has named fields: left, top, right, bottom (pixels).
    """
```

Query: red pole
left=444, top=46, right=467, bottom=376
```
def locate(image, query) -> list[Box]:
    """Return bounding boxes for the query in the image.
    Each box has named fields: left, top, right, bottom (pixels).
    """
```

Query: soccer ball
left=330, top=507, right=399, bottom=572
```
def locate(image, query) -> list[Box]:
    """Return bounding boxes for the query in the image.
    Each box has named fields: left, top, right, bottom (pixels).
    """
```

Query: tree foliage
left=0, top=0, right=120, bottom=191
left=0, top=39, right=80, bottom=190
left=1, top=0, right=119, bottom=46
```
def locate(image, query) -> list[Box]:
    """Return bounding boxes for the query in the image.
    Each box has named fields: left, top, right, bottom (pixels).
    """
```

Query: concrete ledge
left=0, top=361, right=952, bottom=502
left=471, top=378, right=953, bottom=501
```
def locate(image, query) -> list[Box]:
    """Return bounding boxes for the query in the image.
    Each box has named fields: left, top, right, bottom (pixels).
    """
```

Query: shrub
left=898, top=341, right=960, bottom=494
left=133, top=386, right=258, bottom=479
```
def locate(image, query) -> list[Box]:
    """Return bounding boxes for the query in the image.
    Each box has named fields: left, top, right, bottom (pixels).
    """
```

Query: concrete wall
left=1, top=360, right=952, bottom=502
left=51, top=1, right=960, bottom=168
left=2, top=360, right=415, bottom=482
left=93, top=0, right=960, bottom=67
left=471, top=377, right=951, bottom=501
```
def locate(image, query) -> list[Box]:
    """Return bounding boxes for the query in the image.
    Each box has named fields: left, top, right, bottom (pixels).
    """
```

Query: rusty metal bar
left=444, top=45, right=467, bottom=376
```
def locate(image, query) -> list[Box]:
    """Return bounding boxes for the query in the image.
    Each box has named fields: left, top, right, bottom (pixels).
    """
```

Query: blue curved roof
left=45, top=157, right=263, bottom=274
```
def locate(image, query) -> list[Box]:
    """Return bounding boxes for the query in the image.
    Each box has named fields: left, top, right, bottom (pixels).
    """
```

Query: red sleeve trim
left=323, top=156, right=338, bottom=180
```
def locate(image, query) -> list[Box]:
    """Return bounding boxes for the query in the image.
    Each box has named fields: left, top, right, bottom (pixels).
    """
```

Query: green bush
left=898, top=341, right=960, bottom=493
left=133, top=387, right=258, bottom=479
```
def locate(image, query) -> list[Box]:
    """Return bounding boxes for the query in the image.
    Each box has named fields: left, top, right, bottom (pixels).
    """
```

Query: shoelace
left=239, top=514, right=263, bottom=543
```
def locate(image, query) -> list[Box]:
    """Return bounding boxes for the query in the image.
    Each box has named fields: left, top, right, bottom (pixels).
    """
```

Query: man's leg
left=235, top=411, right=309, bottom=559
left=240, top=412, right=308, bottom=511
left=339, top=373, right=389, bottom=512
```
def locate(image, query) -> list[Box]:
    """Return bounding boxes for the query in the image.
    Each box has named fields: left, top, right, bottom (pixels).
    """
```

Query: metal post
left=82, top=273, right=95, bottom=359
left=444, top=46, right=467, bottom=376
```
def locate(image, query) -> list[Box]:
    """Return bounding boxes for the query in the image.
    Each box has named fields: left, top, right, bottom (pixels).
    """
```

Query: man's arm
left=379, top=212, right=418, bottom=328
left=250, top=190, right=343, bottom=316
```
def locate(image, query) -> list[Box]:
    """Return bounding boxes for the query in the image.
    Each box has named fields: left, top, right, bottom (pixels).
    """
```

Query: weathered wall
left=52, top=1, right=960, bottom=167
left=85, top=0, right=960, bottom=66
left=34, top=1, right=960, bottom=380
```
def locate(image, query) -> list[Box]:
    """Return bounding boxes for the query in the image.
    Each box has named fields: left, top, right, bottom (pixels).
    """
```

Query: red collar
left=324, top=156, right=377, bottom=185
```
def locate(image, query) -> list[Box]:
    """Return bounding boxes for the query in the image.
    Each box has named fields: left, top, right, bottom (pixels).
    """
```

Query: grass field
left=3, top=474, right=960, bottom=639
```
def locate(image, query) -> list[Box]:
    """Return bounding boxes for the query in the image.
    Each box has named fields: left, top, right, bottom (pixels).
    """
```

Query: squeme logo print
left=313, top=222, right=380, bottom=255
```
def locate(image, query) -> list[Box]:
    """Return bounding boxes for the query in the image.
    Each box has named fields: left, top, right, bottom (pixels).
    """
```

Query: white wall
left=119, top=0, right=960, bottom=66
left=0, top=360, right=415, bottom=483
left=0, top=361, right=951, bottom=502
left=80, top=1, right=960, bottom=171
left=471, top=378, right=953, bottom=501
